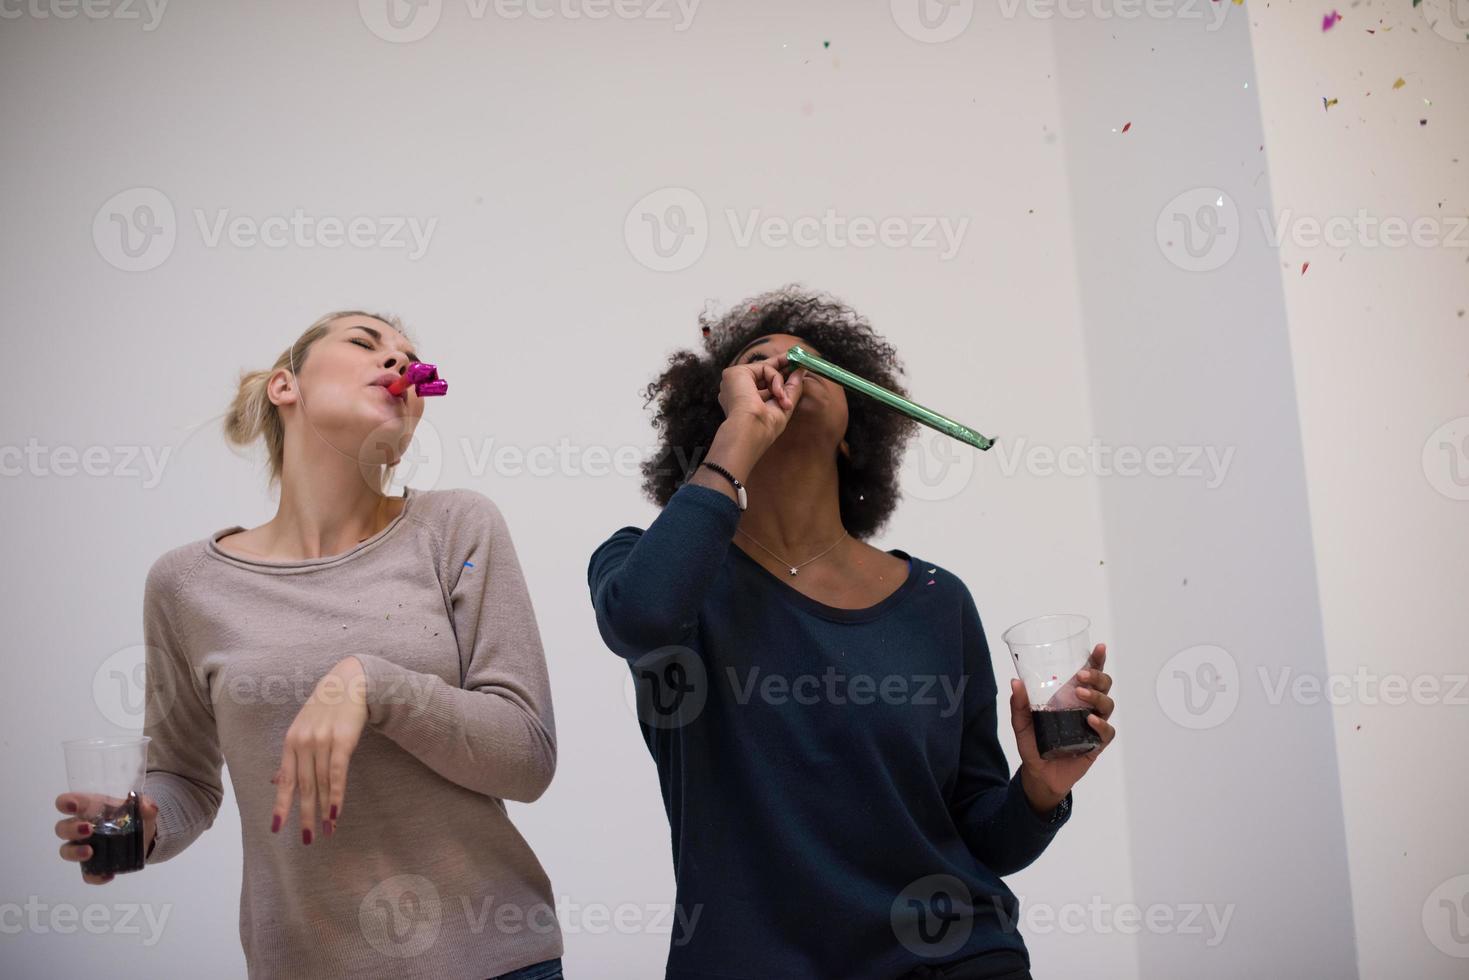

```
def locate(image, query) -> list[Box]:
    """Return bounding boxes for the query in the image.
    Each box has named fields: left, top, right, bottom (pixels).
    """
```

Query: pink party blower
left=387, top=362, right=447, bottom=398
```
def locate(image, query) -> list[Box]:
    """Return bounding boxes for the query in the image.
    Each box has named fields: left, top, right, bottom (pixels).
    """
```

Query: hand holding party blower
left=387, top=361, right=448, bottom=398
left=785, top=345, right=994, bottom=451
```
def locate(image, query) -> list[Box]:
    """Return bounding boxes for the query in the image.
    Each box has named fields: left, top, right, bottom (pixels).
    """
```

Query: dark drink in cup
left=79, top=791, right=145, bottom=875
left=1002, top=614, right=1099, bottom=759
left=1031, top=707, right=1102, bottom=759
left=62, top=735, right=151, bottom=878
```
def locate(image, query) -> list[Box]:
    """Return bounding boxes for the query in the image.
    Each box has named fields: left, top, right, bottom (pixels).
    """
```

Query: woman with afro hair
left=587, top=286, right=1116, bottom=980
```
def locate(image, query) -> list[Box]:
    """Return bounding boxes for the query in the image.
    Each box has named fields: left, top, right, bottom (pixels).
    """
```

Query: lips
left=368, top=374, right=408, bottom=405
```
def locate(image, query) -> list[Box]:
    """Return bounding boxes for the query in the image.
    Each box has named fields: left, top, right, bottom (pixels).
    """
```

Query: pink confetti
left=1121, top=121, right=1132, bottom=133
left=1322, top=9, right=1342, bottom=30
left=1301, top=261, right=1311, bottom=275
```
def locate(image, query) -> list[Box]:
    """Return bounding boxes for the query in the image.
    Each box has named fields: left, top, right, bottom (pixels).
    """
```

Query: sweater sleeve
left=586, top=482, right=743, bottom=661
left=352, top=491, right=557, bottom=804
left=142, top=551, right=225, bottom=865
left=948, top=583, right=1072, bottom=876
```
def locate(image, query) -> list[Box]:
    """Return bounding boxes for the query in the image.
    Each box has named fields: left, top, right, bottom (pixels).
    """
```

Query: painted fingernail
left=78, top=823, right=91, bottom=835
left=329, top=804, right=338, bottom=820
left=65, top=802, right=77, bottom=813
left=302, top=828, right=313, bottom=845
left=271, top=814, right=282, bottom=833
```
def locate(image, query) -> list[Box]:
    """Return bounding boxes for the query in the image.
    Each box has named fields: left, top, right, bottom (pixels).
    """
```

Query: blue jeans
left=489, top=957, right=563, bottom=980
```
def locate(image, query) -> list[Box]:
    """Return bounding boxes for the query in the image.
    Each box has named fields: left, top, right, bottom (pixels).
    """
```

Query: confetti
left=1301, top=261, right=1310, bottom=275
left=823, top=40, right=830, bottom=48
left=1323, top=97, right=1339, bottom=111
left=1420, top=119, right=1428, bottom=126
left=1322, top=9, right=1342, bottom=30
left=1393, top=77, right=1406, bottom=89
left=1121, top=121, right=1132, bottom=133
left=463, top=560, right=475, bottom=568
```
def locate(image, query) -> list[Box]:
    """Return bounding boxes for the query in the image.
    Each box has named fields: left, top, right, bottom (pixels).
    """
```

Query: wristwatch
left=1045, top=793, right=1072, bottom=825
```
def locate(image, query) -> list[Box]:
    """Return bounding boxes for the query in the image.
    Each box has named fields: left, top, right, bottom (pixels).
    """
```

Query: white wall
left=2, top=1, right=1458, bottom=978
left=0, top=4, right=1136, bottom=977
left=1047, top=6, right=1363, bottom=977
left=1247, top=3, right=1469, bottom=978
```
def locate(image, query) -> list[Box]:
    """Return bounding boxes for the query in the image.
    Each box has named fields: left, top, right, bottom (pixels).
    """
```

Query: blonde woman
left=54, top=311, right=565, bottom=980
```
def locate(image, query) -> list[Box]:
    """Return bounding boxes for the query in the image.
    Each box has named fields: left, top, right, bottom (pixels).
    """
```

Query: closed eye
left=351, top=338, right=373, bottom=350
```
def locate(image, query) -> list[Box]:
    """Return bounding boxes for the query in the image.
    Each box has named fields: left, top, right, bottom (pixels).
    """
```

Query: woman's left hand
left=270, top=656, right=367, bottom=844
left=1009, top=643, right=1116, bottom=815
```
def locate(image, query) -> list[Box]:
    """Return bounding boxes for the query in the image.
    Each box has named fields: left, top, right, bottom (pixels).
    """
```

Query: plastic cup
left=1001, top=615, right=1101, bottom=760
left=61, top=735, right=150, bottom=876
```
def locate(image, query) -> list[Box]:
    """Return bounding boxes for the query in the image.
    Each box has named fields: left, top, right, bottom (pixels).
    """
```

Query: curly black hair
left=639, top=285, right=916, bottom=539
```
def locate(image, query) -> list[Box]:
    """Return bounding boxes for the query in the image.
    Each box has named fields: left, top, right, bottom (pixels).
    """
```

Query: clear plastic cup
left=1001, top=615, right=1101, bottom=760
left=61, top=735, right=150, bottom=876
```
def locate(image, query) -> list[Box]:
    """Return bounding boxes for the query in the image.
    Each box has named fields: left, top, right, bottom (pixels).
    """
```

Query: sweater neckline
left=205, top=488, right=415, bottom=573
left=728, top=541, right=922, bottom=623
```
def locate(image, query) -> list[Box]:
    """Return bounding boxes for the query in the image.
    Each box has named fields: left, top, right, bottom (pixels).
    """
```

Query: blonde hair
left=223, top=310, right=415, bottom=493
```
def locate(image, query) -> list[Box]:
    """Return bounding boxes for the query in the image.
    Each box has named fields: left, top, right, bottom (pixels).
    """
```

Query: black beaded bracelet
left=698, top=461, right=747, bottom=510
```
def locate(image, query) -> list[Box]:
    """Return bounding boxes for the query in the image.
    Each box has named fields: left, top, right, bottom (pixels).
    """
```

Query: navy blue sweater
left=587, top=483, right=1072, bottom=980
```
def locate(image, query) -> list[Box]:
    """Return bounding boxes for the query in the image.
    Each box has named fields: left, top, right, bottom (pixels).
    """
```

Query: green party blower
left=785, top=346, right=995, bottom=452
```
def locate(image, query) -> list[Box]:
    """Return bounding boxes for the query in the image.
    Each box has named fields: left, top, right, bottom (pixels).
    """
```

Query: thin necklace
left=736, top=526, right=848, bottom=577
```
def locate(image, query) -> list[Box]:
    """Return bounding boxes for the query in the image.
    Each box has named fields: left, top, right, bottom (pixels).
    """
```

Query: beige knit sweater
left=142, top=486, right=563, bottom=979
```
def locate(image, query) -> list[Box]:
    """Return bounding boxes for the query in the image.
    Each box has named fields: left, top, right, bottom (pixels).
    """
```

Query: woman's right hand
left=54, top=792, right=159, bottom=884
left=718, top=353, right=807, bottom=447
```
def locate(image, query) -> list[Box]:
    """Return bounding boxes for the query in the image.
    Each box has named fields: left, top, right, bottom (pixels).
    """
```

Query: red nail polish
left=65, top=802, right=77, bottom=813
left=329, top=804, right=338, bottom=820
left=78, top=823, right=91, bottom=835
left=271, top=814, right=282, bottom=833
left=302, top=828, right=313, bottom=845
